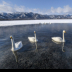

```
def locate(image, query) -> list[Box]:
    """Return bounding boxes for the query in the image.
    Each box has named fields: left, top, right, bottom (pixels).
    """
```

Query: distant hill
left=0, top=12, right=72, bottom=20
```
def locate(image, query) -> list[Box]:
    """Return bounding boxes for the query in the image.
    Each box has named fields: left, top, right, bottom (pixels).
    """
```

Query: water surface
left=0, top=23, right=72, bottom=69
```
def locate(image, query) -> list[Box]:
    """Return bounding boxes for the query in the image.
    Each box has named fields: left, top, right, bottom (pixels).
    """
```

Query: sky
left=0, top=0, right=72, bottom=15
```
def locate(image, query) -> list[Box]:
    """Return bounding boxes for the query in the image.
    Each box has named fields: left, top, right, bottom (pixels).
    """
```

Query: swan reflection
left=12, top=51, right=18, bottom=62
left=52, top=40, right=61, bottom=44
left=62, top=42, right=65, bottom=52
left=52, top=40, right=65, bottom=52
left=35, top=42, right=38, bottom=50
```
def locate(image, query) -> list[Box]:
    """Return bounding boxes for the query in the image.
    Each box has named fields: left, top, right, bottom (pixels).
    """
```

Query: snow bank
left=0, top=19, right=72, bottom=27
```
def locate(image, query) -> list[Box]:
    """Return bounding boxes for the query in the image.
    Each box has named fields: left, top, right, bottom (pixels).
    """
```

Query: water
left=0, top=23, right=72, bottom=69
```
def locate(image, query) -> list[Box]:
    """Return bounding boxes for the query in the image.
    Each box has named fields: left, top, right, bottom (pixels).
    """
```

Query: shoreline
left=0, top=19, right=72, bottom=27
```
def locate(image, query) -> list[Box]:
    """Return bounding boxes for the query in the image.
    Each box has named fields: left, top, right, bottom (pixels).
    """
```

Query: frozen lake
left=0, top=19, right=72, bottom=26
left=0, top=23, right=72, bottom=69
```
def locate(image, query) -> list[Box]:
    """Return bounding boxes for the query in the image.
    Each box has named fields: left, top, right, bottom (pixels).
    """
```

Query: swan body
left=28, top=31, right=38, bottom=42
left=44, top=23, right=45, bottom=24
left=52, top=37, right=63, bottom=42
left=51, top=30, right=66, bottom=42
left=52, top=39, right=62, bottom=44
left=28, top=37, right=38, bottom=42
left=50, top=22, right=51, bottom=24
left=10, top=36, right=23, bottom=51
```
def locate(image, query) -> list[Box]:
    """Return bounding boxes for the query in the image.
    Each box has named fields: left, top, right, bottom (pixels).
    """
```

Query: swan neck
left=63, top=32, right=65, bottom=42
left=34, top=33, right=36, bottom=41
left=11, top=38, right=15, bottom=51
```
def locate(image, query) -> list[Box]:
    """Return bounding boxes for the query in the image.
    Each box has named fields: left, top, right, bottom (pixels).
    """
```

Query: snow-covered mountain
left=0, top=12, right=72, bottom=20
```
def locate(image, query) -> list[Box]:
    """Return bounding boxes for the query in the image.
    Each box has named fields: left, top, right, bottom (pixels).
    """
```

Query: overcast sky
left=0, top=0, right=72, bottom=15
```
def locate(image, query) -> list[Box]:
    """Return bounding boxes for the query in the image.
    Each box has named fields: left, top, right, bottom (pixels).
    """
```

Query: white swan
left=51, top=30, right=66, bottom=42
left=52, top=39, right=61, bottom=44
left=44, top=23, right=46, bottom=24
left=50, top=22, right=51, bottom=24
left=10, top=35, right=23, bottom=51
left=28, top=31, right=38, bottom=42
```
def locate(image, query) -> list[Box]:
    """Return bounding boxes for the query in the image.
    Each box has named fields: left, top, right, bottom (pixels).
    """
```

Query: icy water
left=0, top=23, right=72, bottom=69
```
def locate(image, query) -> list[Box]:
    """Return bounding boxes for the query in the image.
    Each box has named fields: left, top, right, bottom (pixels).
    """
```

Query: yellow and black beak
left=64, top=31, right=66, bottom=33
left=10, top=36, right=12, bottom=39
left=34, top=31, right=36, bottom=33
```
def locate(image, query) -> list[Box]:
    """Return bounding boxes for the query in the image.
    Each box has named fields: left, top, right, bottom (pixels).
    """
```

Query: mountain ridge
left=0, top=12, right=72, bottom=20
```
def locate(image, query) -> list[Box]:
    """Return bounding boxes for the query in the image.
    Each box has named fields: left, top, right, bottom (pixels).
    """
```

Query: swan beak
left=10, top=37, right=12, bottom=39
left=34, top=31, right=36, bottom=33
left=64, top=31, right=66, bottom=33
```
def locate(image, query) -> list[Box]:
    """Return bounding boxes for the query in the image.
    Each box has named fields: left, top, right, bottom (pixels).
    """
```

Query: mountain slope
left=0, top=12, right=72, bottom=20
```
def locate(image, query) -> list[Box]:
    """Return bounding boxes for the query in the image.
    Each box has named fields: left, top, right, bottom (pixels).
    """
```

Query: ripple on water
left=0, top=23, right=72, bottom=69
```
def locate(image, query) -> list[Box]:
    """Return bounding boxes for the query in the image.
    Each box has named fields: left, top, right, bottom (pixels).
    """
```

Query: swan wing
left=15, top=41, right=23, bottom=50
left=35, top=39, right=38, bottom=42
left=28, top=37, right=38, bottom=42
left=28, top=37, right=35, bottom=40
left=28, top=37, right=35, bottom=42
left=52, top=37, right=63, bottom=42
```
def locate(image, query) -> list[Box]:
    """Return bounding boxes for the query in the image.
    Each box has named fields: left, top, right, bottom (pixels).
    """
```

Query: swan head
left=63, top=30, right=66, bottom=33
left=34, top=31, right=36, bottom=34
left=10, top=35, right=13, bottom=39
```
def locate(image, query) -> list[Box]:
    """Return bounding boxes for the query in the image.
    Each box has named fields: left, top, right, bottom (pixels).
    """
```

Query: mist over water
left=0, top=23, right=72, bottom=69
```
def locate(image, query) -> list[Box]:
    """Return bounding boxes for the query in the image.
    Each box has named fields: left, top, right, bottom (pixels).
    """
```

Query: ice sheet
left=0, top=19, right=72, bottom=26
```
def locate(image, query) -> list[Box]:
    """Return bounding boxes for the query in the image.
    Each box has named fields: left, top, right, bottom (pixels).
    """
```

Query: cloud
left=14, top=5, right=25, bottom=12
left=0, top=1, right=13, bottom=13
left=0, top=1, right=72, bottom=15
left=50, top=5, right=72, bottom=14
left=63, top=5, right=72, bottom=13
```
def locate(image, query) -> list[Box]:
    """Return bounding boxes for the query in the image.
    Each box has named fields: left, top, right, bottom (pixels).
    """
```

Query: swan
left=50, top=22, right=51, bottom=24
left=10, top=35, right=23, bottom=51
left=51, top=30, right=66, bottom=42
left=44, top=23, right=46, bottom=24
left=52, top=39, right=61, bottom=44
left=28, top=31, right=38, bottom=42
